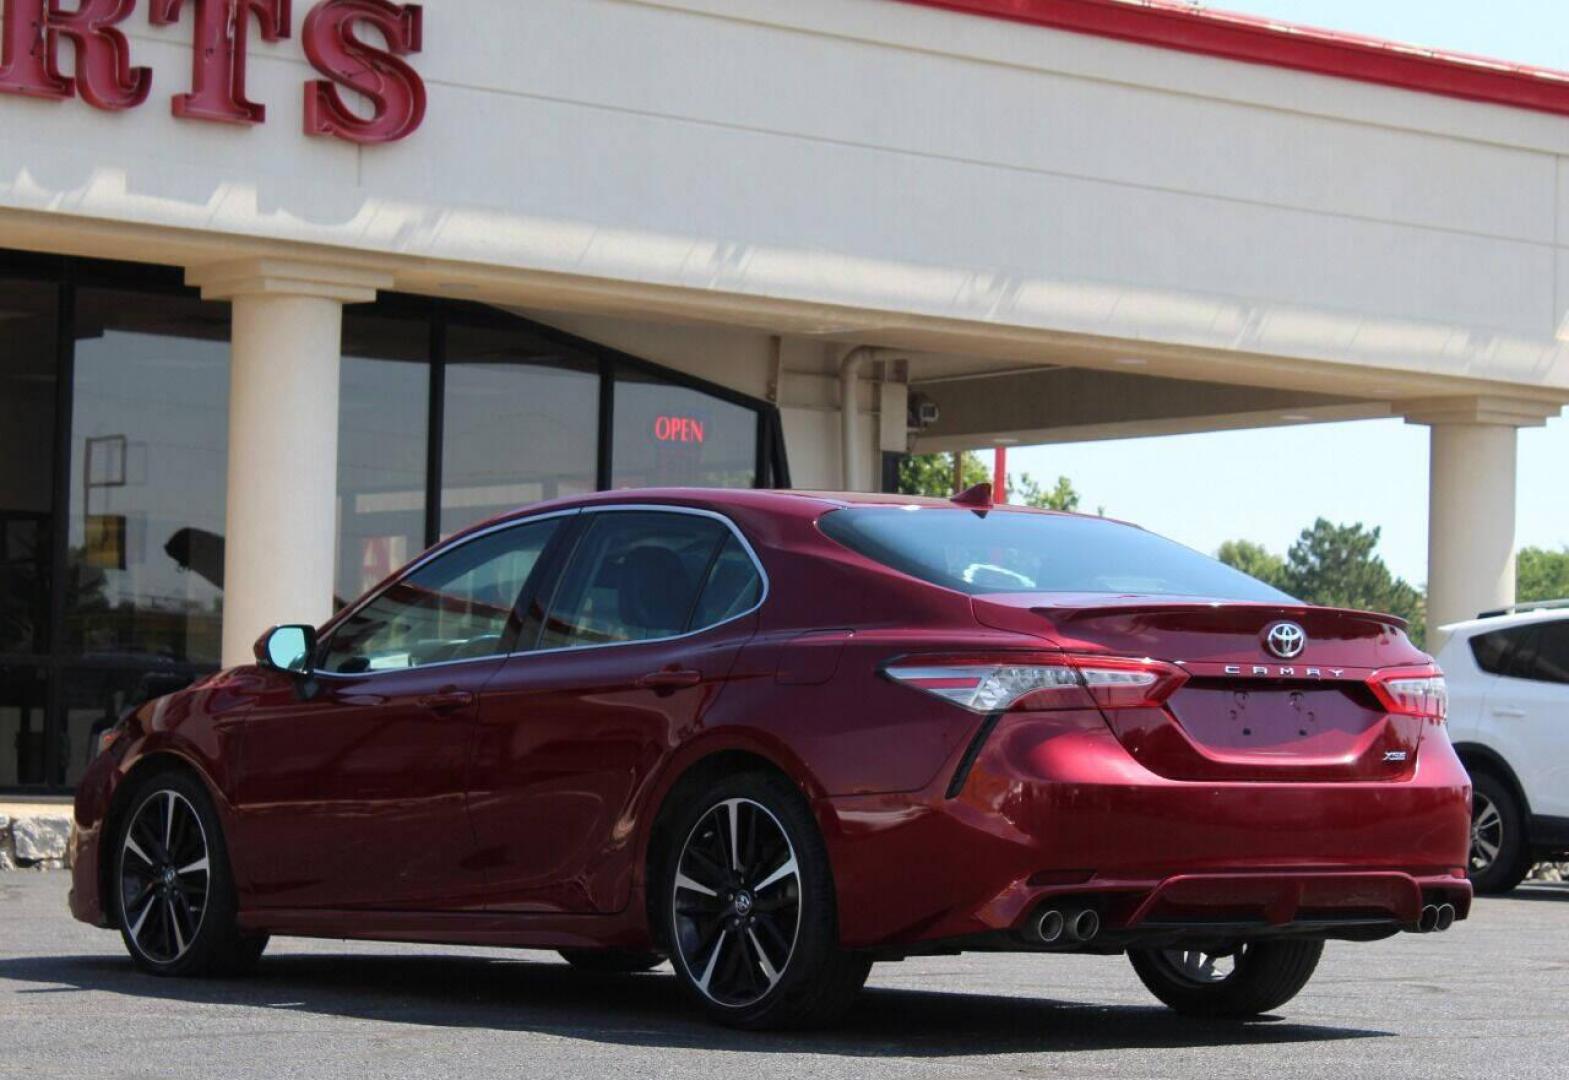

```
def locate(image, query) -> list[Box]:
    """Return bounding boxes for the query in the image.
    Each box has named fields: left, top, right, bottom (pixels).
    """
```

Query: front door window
left=321, top=518, right=563, bottom=674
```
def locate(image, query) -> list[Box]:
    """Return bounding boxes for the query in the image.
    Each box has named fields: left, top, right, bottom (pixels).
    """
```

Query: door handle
left=1491, top=707, right=1527, bottom=719
left=420, top=689, right=475, bottom=713
left=636, top=669, right=702, bottom=690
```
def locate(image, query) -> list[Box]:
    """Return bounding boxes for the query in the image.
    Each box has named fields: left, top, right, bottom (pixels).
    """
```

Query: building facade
left=3, top=0, right=1569, bottom=790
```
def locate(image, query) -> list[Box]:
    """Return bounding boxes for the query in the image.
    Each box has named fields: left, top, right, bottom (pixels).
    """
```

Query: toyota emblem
left=1265, top=622, right=1307, bottom=660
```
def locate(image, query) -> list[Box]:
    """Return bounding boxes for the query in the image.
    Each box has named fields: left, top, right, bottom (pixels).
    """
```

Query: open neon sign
left=653, top=416, right=705, bottom=444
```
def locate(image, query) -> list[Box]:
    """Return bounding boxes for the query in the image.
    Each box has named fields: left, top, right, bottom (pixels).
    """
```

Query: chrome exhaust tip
left=1067, top=908, right=1101, bottom=943
left=1434, top=903, right=1456, bottom=932
left=1034, top=908, right=1066, bottom=945
left=1418, top=904, right=1440, bottom=933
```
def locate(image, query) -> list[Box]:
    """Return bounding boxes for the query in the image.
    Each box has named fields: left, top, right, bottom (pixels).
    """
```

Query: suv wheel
left=659, top=772, right=871, bottom=1029
left=1129, top=941, right=1323, bottom=1017
left=1469, top=772, right=1532, bottom=894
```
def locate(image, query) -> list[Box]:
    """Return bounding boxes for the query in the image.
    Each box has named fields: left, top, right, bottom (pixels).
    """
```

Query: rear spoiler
left=1037, top=600, right=1409, bottom=632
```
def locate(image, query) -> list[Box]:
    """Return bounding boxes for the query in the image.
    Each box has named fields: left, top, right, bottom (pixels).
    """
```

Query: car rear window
left=818, top=507, right=1296, bottom=602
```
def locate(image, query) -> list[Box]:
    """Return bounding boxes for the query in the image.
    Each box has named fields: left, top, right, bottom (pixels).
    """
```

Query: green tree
left=1285, top=519, right=1425, bottom=646
left=1013, top=473, right=1080, bottom=512
left=1517, top=546, right=1569, bottom=603
left=897, top=452, right=990, bottom=497
left=1216, top=520, right=1426, bottom=647
left=1216, top=539, right=1288, bottom=591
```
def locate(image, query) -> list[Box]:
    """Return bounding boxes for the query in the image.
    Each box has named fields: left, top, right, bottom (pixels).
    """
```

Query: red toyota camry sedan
left=70, top=487, right=1471, bottom=1029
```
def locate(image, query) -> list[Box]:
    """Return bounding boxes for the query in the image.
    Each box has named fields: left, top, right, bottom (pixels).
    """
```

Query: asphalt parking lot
left=1, top=875, right=1565, bottom=1080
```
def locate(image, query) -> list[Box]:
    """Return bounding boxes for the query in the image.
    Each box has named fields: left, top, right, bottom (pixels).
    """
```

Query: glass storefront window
left=337, top=314, right=430, bottom=605
left=66, top=289, right=231, bottom=666
left=0, top=666, right=48, bottom=787
left=0, top=257, right=783, bottom=790
left=0, top=281, right=57, bottom=657
left=440, top=322, right=598, bottom=537
left=611, top=368, right=759, bottom=490
left=59, top=664, right=201, bottom=788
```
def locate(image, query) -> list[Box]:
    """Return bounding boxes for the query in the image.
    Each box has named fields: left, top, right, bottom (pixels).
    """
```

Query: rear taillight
left=1369, top=668, right=1448, bottom=722
left=883, top=653, right=1188, bottom=714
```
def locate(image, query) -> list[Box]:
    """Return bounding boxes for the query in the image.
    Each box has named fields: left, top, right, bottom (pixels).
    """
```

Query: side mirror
left=254, top=625, right=317, bottom=675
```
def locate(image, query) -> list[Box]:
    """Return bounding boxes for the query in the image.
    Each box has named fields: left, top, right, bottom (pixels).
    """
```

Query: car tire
left=1468, top=771, right=1532, bottom=895
left=558, top=949, right=665, bottom=974
left=111, top=769, right=268, bottom=978
left=658, top=771, right=871, bottom=1030
left=1128, top=940, right=1324, bottom=1017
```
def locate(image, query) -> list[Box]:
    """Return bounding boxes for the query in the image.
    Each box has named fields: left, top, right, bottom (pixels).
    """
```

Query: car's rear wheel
left=113, top=769, right=267, bottom=977
left=1128, top=941, right=1323, bottom=1017
left=558, top=949, right=665, bottom=974
left=660, top=772, right=870, bottom=1029
left=1468, top=772, right=1531, bottom=894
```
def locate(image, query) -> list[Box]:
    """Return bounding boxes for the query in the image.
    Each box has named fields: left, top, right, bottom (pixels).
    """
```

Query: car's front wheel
left=112, top=768, right=267, bottom=977
left=659, top=772, right=870, bottom=1029
left=1128, top=941, right=1323, bottom=1017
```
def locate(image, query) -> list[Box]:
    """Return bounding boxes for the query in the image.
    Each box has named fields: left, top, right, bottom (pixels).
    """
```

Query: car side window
left=321, top=518, right=561, bottom=673
left=689, top=534, right=764, bottom=629
left=538, top=512, right=750, bottom=650
left=1470, top=626, right=1539, bottom=677
left=1517, top=621, right=1569, bottom=685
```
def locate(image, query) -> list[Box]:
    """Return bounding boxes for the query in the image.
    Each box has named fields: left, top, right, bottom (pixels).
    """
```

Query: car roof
left=1439, top=606, right=1569, bottom=637
left=478, top=487, right=1125, bottom=526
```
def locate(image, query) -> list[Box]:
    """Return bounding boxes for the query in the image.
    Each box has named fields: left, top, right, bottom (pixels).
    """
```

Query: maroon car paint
left=71, top=488, right=1472, bottom=956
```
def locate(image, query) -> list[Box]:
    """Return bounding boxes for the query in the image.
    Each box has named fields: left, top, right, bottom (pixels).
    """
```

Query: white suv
left=1436, top=602, right=1569, bottom=893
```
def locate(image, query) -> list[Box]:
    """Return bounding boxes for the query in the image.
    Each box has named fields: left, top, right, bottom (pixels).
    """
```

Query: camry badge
left=1265, top=622, right=1307, bottom=660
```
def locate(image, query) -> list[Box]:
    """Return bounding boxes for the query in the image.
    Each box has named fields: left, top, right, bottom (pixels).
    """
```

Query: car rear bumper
left=817, top=714, right=1473, bottom=950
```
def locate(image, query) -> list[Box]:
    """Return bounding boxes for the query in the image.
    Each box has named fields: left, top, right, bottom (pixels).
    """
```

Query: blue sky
left=1007, top=0, right=1569, bottom=585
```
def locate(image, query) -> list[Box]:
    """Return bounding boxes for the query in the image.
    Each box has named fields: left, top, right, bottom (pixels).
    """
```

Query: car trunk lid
left=972, top=594, right=1433, bottom=781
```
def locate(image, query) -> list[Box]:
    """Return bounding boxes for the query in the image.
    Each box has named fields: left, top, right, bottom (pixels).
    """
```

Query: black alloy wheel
left=673, top=796, right=801, bottom=1007
left=113, top=769, right=267, bottom=977
left=118, top=787, right=210, bottom=965
left=662, top=772, right=870, bottom=1029
left=1129, top=940, right=1324, bottom=1017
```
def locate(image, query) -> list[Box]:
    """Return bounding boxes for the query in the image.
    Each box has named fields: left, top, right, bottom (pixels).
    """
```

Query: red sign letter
left=150, top=0, right=291, bottom=124
left=302, top=0, right=423, bottom=144
left=0, top=0, right=150, bottom=110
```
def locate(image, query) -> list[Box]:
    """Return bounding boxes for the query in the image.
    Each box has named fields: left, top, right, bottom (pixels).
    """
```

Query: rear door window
left=689, top=535, right=764, bottom=628
left=539, top=512, right=752, bottom=650
left=1470, top=626, right=1539, bottom=676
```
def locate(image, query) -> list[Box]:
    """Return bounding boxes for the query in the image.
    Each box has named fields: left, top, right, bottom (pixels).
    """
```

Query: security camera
left=909, top=394, right=940, bottom=429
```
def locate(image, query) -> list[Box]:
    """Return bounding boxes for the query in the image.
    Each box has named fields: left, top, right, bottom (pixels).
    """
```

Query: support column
left=1404, top=397, right=1562, bottom=645
left=187, top=259, right=392, bottom=668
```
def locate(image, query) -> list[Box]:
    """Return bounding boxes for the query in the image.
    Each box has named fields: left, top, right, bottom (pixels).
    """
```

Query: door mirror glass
left=257, top=625, right=315, bottom=675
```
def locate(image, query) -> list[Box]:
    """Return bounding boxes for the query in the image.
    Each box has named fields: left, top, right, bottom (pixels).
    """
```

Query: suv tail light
left=883, top=653, right=1189, bottom=714
left=1369, top=667, right=1448, bottom=723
